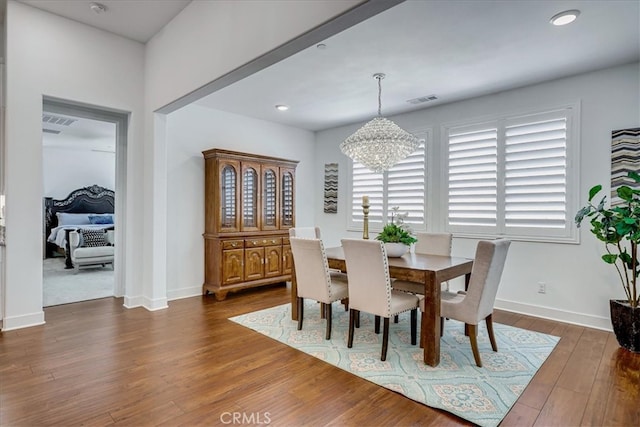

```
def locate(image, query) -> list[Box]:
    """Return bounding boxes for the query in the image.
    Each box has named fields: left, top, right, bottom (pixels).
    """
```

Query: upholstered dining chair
left=289, top=237, right=349, bottom=340
left=420, top=238, right=511, bottom=367
left=341, top=239, right=420, bottom=361
left=289, top=226, right=321, bottom=239
left=393, top=232, right=453, bottom=295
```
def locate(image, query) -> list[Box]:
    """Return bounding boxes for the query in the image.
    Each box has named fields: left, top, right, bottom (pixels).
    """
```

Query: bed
left=44, top=185, right=115, bottom=269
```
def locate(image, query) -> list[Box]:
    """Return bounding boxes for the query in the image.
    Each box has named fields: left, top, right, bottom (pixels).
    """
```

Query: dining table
left=290, top=246, right=473, bottom=367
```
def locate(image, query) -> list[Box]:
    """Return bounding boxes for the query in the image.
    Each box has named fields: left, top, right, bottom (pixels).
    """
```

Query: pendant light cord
left=374, top=72, right=385, bottom=117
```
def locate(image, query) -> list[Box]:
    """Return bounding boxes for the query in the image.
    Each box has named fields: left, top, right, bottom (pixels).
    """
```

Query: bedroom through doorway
left=41, top=99, right=126, bottom=307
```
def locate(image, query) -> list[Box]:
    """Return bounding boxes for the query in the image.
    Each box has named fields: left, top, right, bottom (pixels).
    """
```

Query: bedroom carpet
left=230, top=300, right=560, bottom=427
left=43, top=257, right=114, bottom=307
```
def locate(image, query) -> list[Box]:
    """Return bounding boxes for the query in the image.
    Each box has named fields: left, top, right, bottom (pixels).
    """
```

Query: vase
left=384, top=242, right=409, bottom=257
left=610, top=299, right=640, bottom=353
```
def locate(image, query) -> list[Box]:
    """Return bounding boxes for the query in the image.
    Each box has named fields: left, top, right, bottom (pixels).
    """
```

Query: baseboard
left=123, top=295, right=144, bottom=308
left=495, top=298, right=612, bottom=332
left=167, top=286, right=201, bottom=301
left=2, top=310, right=45, bottom=331
left=143, top=296, right=168, bottom=311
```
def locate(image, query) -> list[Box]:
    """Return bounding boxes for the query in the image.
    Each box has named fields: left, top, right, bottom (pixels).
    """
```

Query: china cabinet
left=202, top=149, right=298, bottom=300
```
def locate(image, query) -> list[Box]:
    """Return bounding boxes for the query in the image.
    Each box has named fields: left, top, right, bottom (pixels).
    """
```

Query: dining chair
left=289, top=237, right=349, bottom=340
left=420, top=238, right=511, bottom=367
left=393, top=232, right=453, bottom=295
left=289, top=226, right=321, bottom=239
left=341, top=238, right=420, bottom=361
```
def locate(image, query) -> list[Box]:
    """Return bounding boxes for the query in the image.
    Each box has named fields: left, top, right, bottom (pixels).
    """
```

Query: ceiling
left=42, top=112, right=116, bottom=152
left=22, top=0, right=640, bottom=134
left=19, top=0, right=191, bottom=43
left=196, top=0, right=640, bottom=131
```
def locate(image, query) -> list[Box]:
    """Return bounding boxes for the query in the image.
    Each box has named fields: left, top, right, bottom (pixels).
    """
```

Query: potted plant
left=375, top=207, right=418, bottom=257
left=575, top=171, right=640, bottom=353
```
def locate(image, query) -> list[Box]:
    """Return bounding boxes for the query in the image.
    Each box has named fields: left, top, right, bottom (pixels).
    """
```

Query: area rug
left=230, top=301, right=559, bottom=427
left=43, top=257, right=114, bottom=307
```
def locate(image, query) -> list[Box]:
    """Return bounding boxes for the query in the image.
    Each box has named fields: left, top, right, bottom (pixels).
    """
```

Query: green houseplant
left=376, top=207, right=417, bottom=257
left=575, top=171, right=640, bottom=352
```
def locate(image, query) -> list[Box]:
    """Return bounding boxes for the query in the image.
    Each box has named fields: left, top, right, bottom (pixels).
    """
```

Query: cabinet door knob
left=232, top=242, right=237, bottom=247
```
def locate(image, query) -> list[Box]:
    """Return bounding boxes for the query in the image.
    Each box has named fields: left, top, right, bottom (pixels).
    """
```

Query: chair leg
left=325, top=303, right=332, bottom=340
left=440, top=317, right=444, bottom=337
left=486, top=314, right=498, bottom=352
left=320, top=302, right=326, bottom=319
left=374, top=315, right=381, bottom=334
left=342, top=298, right=349, bottom=311
left=468, top=324, right=482, bottom=367
left=348, top=309, right=357, bottom=348
left=394, top=315, right=399, bottom=323
left=297, top=297, right=304, bottom=331
left=381, top=317, right=390, bottom=361
left=355, top=311, right=360, bottom=328
left=410, top=309, right=417, bottom=345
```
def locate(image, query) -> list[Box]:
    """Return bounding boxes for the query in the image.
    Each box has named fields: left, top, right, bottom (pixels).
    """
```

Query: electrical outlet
left=538, top=282, right=546, bottom=294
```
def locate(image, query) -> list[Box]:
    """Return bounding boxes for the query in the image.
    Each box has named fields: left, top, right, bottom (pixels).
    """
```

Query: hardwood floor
left=2, top=284, right=639, bottom=426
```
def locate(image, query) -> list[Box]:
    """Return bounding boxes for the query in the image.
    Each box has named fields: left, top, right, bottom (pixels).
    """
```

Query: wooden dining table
left=290, top=246, right=473, bottom=367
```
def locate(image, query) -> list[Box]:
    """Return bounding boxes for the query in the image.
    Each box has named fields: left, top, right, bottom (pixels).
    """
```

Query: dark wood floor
left=2, top=284, right=639, bottom=426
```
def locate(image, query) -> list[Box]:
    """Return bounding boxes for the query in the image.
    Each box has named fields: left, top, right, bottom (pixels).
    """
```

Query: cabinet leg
left=215, top=291, right=228, bottom=301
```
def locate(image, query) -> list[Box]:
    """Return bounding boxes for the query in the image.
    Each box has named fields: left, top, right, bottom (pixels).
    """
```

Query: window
left=349, top=138, right=427, bottom=230
left=444, top=104, right=579, bottom=242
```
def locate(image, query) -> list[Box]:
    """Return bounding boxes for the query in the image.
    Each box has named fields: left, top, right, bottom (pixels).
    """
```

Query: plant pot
left=384, top=242, right=409, bottom=257
left=610, top=299, right=640, bottom=353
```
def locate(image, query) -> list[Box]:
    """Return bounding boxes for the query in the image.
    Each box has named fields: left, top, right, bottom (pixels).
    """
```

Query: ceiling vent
left=42, top=128, right=61, bottom=134
left=42, top=114, right=77, bottom=127
left=407, top=95, right=438, bottom=105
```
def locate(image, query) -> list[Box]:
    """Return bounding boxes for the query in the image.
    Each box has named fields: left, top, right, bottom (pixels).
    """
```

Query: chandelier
left=340, top=73, right=420, bottom=173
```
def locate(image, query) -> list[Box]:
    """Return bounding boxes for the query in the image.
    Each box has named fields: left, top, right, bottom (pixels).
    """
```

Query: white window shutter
left=387, top=143, right=426, bottom=226
left=447, top=125, right=498, bottom=229
left=505, top=111, right=568, bottom=232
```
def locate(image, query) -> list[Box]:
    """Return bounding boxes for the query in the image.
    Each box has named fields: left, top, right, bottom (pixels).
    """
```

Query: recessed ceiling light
left=90, top=2, right=108, bottom=14
left=316, top=43, right=327, bottom=50
left=275, top=105, right=289, bottom=111
left=550, top=9, right=580, bottom=26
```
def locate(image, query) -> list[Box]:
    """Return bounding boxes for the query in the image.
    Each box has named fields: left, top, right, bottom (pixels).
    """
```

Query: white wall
left=164, top=104, right=316, bottom=300
left=3, top=1, right=144, bottom=330
left=142, top=0, right=361, bottom=311
left=315, top=62, right=640, bottom=330
left=43, top=148, right=115, bottom=199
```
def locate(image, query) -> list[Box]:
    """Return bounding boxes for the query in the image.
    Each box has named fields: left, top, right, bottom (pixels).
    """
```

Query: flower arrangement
left=375, top=207, right=418, bottom=245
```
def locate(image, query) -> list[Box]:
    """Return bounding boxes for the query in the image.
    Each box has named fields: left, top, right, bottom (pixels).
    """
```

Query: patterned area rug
left=230, top=301, right=559, bottom=427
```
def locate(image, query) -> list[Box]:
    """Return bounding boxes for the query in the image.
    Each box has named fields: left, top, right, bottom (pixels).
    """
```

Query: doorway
left=42, top=98, right=128, bottom=305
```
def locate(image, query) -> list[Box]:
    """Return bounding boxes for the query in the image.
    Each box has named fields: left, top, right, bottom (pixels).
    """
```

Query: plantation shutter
left=504, top=110, right=568, bottom=234
left=387, top=143, right=426, bottom=226
left=351, top=163, right=384, bottom=225
left=447, top=124, right=498, bottom=232
left=350, top=140, right=427, bottom=229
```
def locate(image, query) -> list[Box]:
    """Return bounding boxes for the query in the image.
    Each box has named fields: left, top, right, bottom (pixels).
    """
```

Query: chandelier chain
left=377, top=75, right=382, bottom=116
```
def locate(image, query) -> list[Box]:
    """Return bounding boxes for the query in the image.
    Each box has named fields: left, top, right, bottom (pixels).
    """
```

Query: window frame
left=441, top=102, right=581, bottom=243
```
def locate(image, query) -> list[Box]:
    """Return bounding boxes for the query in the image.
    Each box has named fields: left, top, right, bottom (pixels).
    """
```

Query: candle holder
left=362, top=201, right=370, bottom=240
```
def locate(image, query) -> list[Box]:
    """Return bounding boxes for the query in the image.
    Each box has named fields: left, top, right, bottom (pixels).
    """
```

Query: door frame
left=42, top=97, right=128, bottom=297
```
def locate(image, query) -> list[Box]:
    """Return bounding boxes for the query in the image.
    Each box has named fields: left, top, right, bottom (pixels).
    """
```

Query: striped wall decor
left=611, top=128, right=640, bottom=206
left=324, top=163, right=338, bottom=213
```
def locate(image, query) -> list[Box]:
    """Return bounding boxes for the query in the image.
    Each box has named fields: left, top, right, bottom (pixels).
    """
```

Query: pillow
left=88, top=214, right=114, bottom=225
left=56, top=212, right=91, bottom=226
left=79, top=229, right=110, bottom=247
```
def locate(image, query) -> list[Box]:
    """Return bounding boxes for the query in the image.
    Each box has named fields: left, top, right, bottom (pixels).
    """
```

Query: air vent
left=42, top=128, right=61, bottom=134
left=42, top=114, right=77, bottom=126
left=407, top=95, right=438, bottom=105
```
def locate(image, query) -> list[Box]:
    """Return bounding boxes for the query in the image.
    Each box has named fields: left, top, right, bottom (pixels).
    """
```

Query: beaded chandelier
left=340, top=73, right=420, bottom=173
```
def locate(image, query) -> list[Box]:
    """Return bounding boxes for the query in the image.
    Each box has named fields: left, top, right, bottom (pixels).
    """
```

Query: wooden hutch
left=202, top=148, right=298, bottom=300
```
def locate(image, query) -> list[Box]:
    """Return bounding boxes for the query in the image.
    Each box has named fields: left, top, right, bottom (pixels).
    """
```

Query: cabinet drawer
left=222, top=239, right=244, bottom=250
left=245, top=237, right=282, bottom=247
